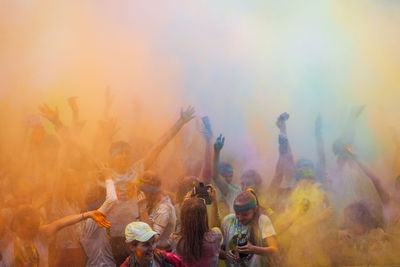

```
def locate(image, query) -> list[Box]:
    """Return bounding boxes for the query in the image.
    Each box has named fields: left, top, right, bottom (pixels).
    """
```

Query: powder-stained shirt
left=222, top=214, right=276, bottom=267
left=79, top=179, right=117, bottom=267
left=107, top=161, right=144, bottom=237
left=149, top=194, right=176, bottom=249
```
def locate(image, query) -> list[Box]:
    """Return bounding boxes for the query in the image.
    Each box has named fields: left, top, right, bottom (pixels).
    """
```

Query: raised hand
left=199, top=116, right=213, bottom=142
left=342, top=142, right=355, bottom=157
left=38, top=103, right=61, bottom=126
left=67, top=96, right=79, bottom=115
left=180, top=106, right=195, bottom=124
left=214, top=134, right=225, bottom=153
left=88, top=210, right=111, bottom=228
left=276, top=112, right=289, bottom=133
left=68, top=97, right=86, bottom=132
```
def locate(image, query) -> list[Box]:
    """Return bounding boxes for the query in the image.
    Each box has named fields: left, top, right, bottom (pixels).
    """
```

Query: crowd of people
left=1, top=94, right=400, bottom=267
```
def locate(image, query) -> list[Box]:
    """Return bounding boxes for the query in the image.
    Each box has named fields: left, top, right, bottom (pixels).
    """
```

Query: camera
left=237, top=234, right=249, bottom=259
left=193, top=182, right=212, bottom=205
left=231, top=234, right=249, bottom=260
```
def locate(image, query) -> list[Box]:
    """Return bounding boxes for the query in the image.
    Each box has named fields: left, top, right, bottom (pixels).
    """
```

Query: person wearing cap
left=121, top=222, right=184, bottom=267
left=104, top=106, right=195, bottom=264
left=221, top=189, right=278, bottom=267
left=136, top=171, right=176, bottom=250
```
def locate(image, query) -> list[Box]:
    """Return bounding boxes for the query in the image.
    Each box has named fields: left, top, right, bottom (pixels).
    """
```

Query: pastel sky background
left=1, top=0, right=400, bottom=182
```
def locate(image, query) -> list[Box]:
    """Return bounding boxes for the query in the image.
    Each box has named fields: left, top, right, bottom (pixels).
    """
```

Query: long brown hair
left=137, top=170, right=162, bottom=213
left=234, top=189, right=263, bottom=246
left=177, top=197, right=209, bottom=263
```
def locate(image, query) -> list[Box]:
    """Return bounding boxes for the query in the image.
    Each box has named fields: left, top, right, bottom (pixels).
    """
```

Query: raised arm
left=212, top=134, right=230, bottom=196
left=199, top=116, right=213, bottom=184
left=208, top=184, right=221, bottom=228
left=141, top=106, right=195, bottom=170
left=39, top=103, right=101, bottom=169
left=268, top=151, right=285, bottom=194
left=356, top=160, right=390, bottom=204
left=343, top=143, right=390, bottom=205
left=44, top=210, right=110, bottom=238
left=38, top=103, right=65, bottom=130
left=80, top=179, right=117, bottom=238
left=67, top=96, right=86, bottom=134
left=269, top=113, right=295, bottom=192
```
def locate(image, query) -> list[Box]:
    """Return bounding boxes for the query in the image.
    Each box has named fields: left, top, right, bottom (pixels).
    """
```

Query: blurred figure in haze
left=213, top=134, right=241, bottom=218
left=7, top=205, right=109, bottom=267
left=51, top=169, right=87, bottom=267
left=105, top=106, right=195, bottom=265
left=330, top=201, right=394, bottom=266
left=269, top=112, right=333, bottom=266
left=136, top=171, right=176, bottom=250
left=79, top=176, right=118, bottom=267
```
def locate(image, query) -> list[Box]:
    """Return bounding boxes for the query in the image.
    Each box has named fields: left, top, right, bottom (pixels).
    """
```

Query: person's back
left=171, top=228, right=221, bottom=267
left=170, top=197, right=221, bottom=267
left=150, top=194, right=176, bottom=249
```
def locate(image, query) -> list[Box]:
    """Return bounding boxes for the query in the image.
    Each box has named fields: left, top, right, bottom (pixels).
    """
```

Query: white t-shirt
left=222, top=214, right=276, bottom=267
left=79, top=179, right=117, bottom=267
left=149, top=194, right=176, bottom=249
left=107, top=162, right=144, bottom=237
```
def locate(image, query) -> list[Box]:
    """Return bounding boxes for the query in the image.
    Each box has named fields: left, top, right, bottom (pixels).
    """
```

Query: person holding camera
left=170, top=197, right=222, bottom=267
left=221, top=189, right=279, bottom=267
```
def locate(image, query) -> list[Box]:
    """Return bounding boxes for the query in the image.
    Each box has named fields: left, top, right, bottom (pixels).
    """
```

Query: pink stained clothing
left=170, top=227, right=222, bottom=267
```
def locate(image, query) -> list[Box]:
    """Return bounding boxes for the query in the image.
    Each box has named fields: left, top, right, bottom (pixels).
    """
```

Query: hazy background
left=1, top=0, right=400, bottom=186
